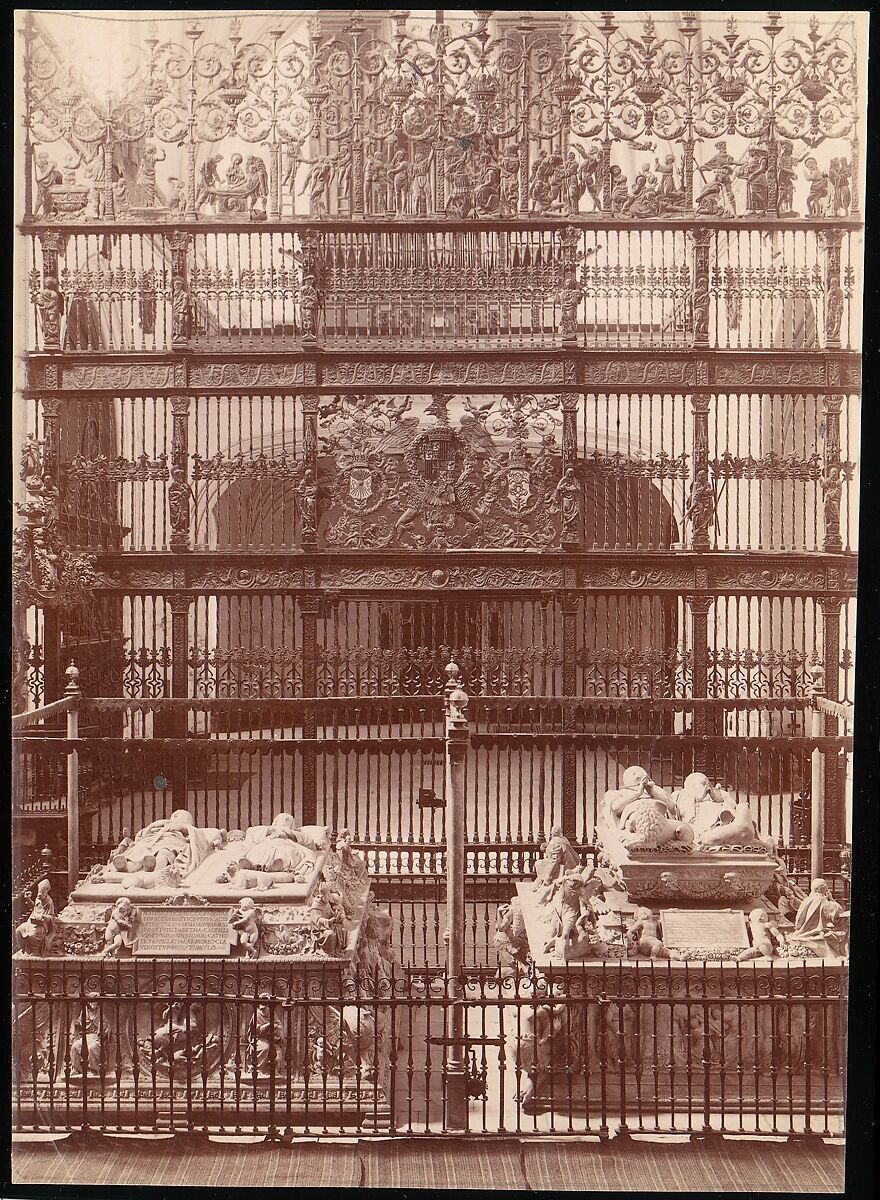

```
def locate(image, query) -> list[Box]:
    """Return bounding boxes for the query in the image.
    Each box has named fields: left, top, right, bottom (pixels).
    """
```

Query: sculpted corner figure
left=16, top=879, right=55, bottom=954
left=792, top=879, right=849, bottom=958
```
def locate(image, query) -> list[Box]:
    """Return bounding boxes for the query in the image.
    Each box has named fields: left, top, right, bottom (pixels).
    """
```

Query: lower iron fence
left=13, top=960, right=846, bottom=1139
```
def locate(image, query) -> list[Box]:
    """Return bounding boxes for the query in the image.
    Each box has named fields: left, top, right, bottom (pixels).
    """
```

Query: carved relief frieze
left=189, top=362, right=305, bottom=389
left=580, top=566, right=696, bottom=590
left=59, top=364, right=180, bottom=391
left=105, top=570, right=175, bottom=591
left=66, top=453, right=169, bottom=483
left=581, top=360, right=695, bottom=387
left=713, top=567, right=826, bottom=592
left=189, top=568, right=307, bottom=590
left=319, top=360, right=566, bottom=388
left=709, top=450, right=856, bottom=482
left=711, top=360, right=827, bottom=389
left=323, top=566, right=565, bottom=591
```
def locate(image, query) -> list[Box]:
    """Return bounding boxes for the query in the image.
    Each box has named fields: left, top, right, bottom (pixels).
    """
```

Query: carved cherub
left=103, top=897, right=138, bottom=956
left=738, top=907, right=786, bottom=961
left=627, top=907, right=676, bottom=959
left=227, top=896, right=262, bottom=957
left=221, top=861, right=294, bottom=890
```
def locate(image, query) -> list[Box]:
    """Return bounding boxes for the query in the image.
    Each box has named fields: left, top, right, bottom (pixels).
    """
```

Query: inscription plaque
left=134, top=907, right=231, bottom=957
left=660, top=908, right=749, bottom=951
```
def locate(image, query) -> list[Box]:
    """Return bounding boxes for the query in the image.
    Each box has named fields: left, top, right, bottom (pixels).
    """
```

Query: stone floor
left=10, top=1131, right=846, bottom=1192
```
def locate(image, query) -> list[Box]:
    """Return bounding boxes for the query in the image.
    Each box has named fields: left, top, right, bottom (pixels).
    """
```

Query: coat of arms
left=321, top=393, right=565, bottom=550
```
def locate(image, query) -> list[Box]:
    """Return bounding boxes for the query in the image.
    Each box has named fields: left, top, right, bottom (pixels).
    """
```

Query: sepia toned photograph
left=9, top=7, right=870, bottom=1193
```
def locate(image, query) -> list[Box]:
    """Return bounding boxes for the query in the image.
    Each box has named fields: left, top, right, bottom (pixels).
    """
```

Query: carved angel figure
left=628, top=907, right=675, bottom=959
left=737, top=907, right=786, bottom=961
left=103, top=897, right=138, bottom=956
left=227, top=896, right=262, bottom=957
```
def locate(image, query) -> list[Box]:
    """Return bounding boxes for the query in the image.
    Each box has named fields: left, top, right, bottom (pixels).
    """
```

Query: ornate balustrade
left=24, top=218, right=862, bottom=353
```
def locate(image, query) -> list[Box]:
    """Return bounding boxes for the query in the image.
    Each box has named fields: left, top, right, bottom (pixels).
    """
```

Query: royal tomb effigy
left=14, top=815, right=397, bottom=1130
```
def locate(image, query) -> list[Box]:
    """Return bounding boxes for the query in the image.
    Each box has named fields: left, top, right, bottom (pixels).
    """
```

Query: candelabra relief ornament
left=13, top=437, right=105, bottom=611
left=321, top=392, right=564, bottom=551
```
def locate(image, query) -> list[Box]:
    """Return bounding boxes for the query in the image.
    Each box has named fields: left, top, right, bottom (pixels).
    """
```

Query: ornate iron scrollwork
left=22, top=11, right=859, bottom=223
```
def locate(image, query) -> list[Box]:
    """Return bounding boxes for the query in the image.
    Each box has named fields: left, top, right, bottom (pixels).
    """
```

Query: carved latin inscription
left=134, top=907, right=231, bottom=956
left=660, top=908, right=750, bottom=952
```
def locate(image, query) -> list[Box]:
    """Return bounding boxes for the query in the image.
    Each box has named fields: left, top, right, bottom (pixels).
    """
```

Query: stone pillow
left=297, top=824, right=330, bottom=851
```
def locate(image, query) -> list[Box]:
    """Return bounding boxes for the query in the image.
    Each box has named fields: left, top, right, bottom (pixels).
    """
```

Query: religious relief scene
left=10, top=7, right=866, bottom=1188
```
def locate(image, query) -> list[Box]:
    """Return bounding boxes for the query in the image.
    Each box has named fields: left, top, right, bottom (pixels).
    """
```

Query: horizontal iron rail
left=11, top=697, right=76, bottom=730
left=13, top=736, right=447, bottom=752
left=20, top=216, right=864, bottom=236
left=12, top=734, right=851, bottom=752
left=812, top=697, right=855, bottom=721
left=66, top=696, right=816, bottom=713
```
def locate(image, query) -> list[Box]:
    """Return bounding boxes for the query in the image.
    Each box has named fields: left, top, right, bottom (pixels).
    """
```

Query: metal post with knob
left=443, top=660, right=469, bottom=1131
left=807, top=664, right=826, bottom=882
left=64, top=661, right=81, bottom=895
